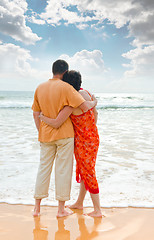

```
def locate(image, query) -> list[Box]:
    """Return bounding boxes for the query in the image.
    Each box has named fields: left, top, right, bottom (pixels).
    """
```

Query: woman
left=40, top=71, right=102, bottom=217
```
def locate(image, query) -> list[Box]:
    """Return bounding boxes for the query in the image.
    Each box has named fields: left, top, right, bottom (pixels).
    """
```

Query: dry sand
left=0, top=203, right=154, bottom=240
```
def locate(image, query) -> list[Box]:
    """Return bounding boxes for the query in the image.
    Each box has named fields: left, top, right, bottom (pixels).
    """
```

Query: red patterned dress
left=70, top=92, right=99, bottom=194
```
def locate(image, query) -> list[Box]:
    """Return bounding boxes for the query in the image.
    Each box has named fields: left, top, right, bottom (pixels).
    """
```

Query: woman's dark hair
left=62, top=70, right=82, bottom=91
left=52, top=59, right=68, bottom=75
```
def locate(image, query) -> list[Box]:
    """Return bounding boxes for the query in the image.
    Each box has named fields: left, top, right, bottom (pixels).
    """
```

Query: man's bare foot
left=32, top=208, right=40, bottom=217
left=57, top=209, right=73, bottom=218
left=84, top=210, right=103, bottom=218
left=33, top=199, right=41, bottom=217
left=67, top=203, right=83, bottom=210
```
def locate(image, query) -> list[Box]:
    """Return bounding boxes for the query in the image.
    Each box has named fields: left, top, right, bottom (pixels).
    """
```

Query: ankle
left=35, top=199, right=41, bottom=206
left=35, top=204, right=41, bottom=211
left=58, top=209, right=65, bottom=214
left=76, top=200, right=83, bottom=206
left=94, top=207, right=101, bottom=213
left=58, top=206, right=65, bottom=213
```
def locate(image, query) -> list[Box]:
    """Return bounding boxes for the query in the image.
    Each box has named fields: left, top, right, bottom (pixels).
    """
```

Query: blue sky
left=0, top=0, right=154, bottom=92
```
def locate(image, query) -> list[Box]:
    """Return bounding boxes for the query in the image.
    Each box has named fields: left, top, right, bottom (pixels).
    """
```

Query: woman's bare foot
left=67, top=202, right=83, bottom=210
left=57, top=209, right=73, bottom=218
left=85, top=210, right=103, bottom=218
left=32, top=208, right=40, bottom=217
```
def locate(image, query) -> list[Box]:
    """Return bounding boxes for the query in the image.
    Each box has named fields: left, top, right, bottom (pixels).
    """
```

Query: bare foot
left=32, top=208, right=40, bottom=217
left=67, top=203, right=83, bottom=210
left=56, top=209, right=73, bottom=218
left=84, top=210, right=103, bottom=218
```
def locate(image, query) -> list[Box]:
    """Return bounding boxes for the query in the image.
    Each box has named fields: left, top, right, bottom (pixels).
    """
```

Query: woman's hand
left=39, top=112, right=43, bottom=120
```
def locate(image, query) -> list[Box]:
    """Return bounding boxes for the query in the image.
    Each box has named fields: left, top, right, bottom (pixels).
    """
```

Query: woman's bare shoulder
left=79, top=89, right=92, bottom=101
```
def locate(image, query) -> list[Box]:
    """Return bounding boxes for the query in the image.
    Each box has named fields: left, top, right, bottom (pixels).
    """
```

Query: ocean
left=0, top=91, right=154, bottom=207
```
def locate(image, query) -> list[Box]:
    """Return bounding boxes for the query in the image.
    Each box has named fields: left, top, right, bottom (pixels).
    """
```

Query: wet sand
left=0, top=203, right=154, bottom=240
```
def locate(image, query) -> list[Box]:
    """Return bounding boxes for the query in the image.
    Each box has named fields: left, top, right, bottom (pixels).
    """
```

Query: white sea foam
left=0, top=91, right=154, bottom=207
left=0, top=92, right=154, bottom=109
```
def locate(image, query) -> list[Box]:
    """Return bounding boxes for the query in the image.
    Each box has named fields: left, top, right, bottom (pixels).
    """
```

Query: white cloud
left=128, top=14, right=154, bottom=47
left=59, top=49, right=107, bottom=91
left=28, top=15, right=46, bottom=25
left=1, top=0, right=154, bottom=92
left=108, top=45, right=154, bottom=93
left=57, top=47, right=154, bottom=93
left=40, top=0, right=134, bottom=29
left=122, top=45, right=154, bottom=77
left=60, top=49, right=105, bottom=74
left=40, top=0, right=97, bottom=28
left=0, top=42, right=50, bottom=82
left=39, top=0, right=154, bottom=47
left=0, top=0, right=41, bottom=45
left=81, top=0, right=154, bottom=47
left=0, top=42, right=31, bottom=73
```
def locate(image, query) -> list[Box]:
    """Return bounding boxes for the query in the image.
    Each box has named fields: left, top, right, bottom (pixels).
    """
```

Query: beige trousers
left=34, top=138, right=74, bottom=201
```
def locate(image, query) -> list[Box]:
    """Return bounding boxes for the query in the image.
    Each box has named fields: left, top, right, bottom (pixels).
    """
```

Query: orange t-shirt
left=32, top=78, right=85, bottom=142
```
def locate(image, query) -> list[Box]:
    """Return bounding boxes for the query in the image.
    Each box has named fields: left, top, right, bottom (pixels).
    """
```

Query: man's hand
left=79, top=94, right=97, bottom=112
left=91, top=94, right=97, bottom=103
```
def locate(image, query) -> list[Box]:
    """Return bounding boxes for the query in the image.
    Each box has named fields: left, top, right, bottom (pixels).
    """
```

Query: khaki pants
left=34, top=138, right=74, bottom=201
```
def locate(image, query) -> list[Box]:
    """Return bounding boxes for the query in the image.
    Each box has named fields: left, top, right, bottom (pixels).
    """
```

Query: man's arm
left=33, top=111, right=40, bottom=131
left=78, top=92, right=97, bottom=112
left=79, top=98, right=97, bottom=112
left=65, top=84, right=97, bottom=112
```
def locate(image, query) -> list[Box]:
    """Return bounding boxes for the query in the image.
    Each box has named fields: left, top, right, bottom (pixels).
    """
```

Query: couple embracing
left=32, top=60, right=102, bottom=218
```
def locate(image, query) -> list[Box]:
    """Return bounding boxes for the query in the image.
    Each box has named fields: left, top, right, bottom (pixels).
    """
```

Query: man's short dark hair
left=63, top=70, right=82, bottom=91
left=52, top=59, right=69, bottom=75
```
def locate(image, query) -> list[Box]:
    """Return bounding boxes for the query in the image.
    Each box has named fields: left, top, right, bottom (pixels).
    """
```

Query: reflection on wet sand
left=33, top=217, right=48, bottom=240
left=75, top=209, right=102, bottom=240
left=1, top=204, right=153, bottom=240
left=77, top=217, right=102, bottom=240
left=33, top=209, right=102, bottom=240
left=55, top=218, right=70, bottom=240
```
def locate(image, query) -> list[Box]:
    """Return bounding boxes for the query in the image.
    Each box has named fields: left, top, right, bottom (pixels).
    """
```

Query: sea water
left=0, top=91, right=154, bottom=207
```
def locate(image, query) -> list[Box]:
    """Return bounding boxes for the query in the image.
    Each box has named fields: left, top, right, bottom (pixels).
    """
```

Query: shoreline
left=1, top=202, right=154, bottom=209
left=0, top=203, right=154, bottom=240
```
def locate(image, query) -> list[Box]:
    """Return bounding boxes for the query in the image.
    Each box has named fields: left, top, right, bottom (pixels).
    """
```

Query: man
left=32, top=59, right=97, bottom=217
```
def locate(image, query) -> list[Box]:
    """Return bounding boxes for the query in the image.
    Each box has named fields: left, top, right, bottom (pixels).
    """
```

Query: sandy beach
left=0, top=204, right=154, bottom=240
